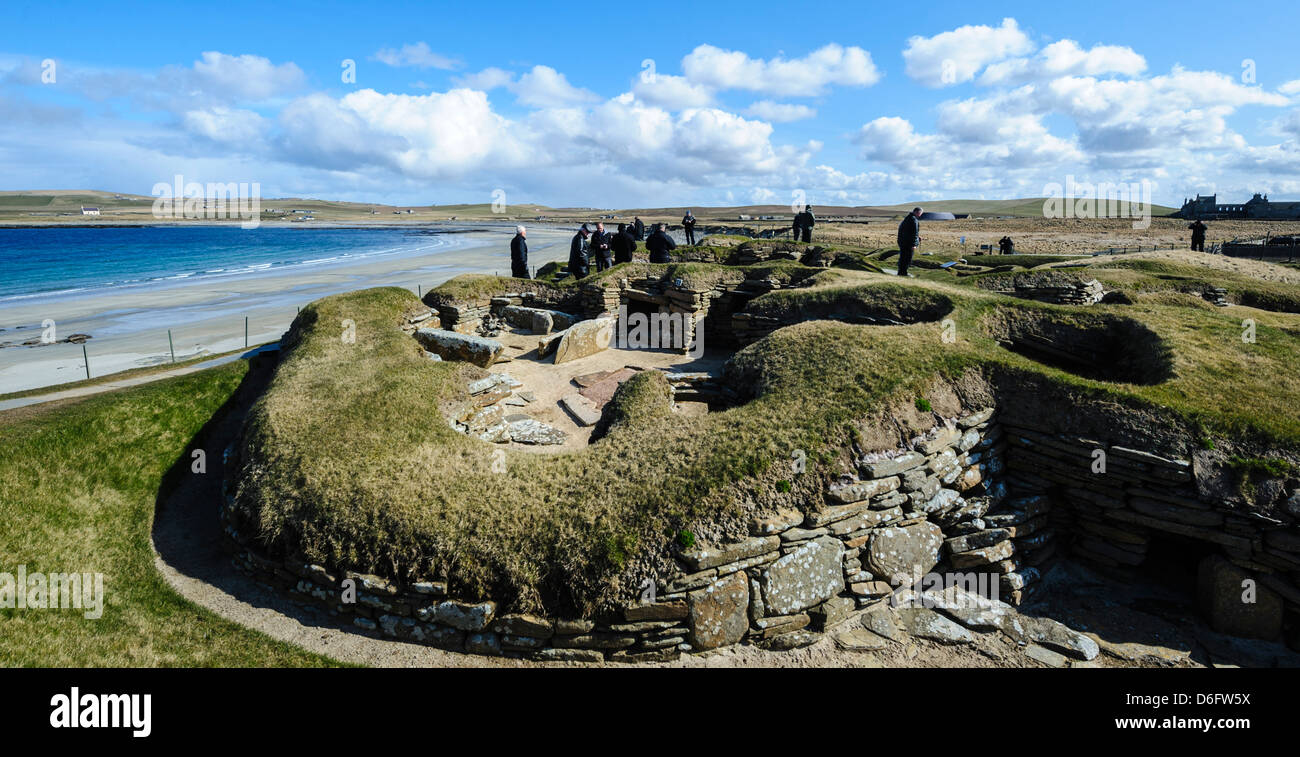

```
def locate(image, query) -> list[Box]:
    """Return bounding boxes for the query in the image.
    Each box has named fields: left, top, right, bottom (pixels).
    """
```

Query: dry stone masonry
left=224, top=388, right=1300, bottom=660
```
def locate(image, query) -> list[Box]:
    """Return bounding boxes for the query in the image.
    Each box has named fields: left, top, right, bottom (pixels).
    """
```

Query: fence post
left=245, top=316, right=249, bottom=348
left=168, top=329, right=176, bottom=363
left=82, top=344, right=90, bottom=380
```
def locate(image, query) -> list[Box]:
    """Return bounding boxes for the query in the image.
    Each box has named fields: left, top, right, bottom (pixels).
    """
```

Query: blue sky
left=2, top=0, right=1298, bottom=207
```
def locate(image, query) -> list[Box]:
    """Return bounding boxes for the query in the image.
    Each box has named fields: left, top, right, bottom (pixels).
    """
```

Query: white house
left=81, top=206, right=101, bottom=216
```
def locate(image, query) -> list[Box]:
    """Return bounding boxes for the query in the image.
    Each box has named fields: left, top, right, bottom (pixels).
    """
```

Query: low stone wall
left=224, top=390, right=1300, bottom=659
left=999, top=424, right=1300, bottom=640
left=222, top=407, right=1030, bottom=661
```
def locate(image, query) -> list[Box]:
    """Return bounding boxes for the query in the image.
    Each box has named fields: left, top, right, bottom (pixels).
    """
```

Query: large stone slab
left=687, top=572, right=749, bottom=651
left=759, top=536, right=845, bottom=616
left=681, top=535, right=779, bottom=572
left=864, top=521, right=944, bottom=582
left=1197, top=555, right=1283, bottom=641
left=560, top=393, right=602, bottom=427
left=500, top=305, right=578, bottom=334
left=553, top=317, right=615, bottom=364
left=415, top=328, right=502, bottom=367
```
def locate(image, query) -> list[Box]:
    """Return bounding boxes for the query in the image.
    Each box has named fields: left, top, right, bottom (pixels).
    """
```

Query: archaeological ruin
left=220, top=238, right=1300, bottom=665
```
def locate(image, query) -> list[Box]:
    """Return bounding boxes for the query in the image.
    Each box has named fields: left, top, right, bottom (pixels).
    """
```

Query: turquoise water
left=0, top=225, right=470, bottom=304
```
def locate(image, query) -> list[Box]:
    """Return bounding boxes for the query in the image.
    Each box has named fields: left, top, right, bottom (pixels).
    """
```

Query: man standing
left=1189, top=219, right=1207, bottom=252
left=896, top=207, right=921, bottom=277
left=801, top=205, right=815, bottom=242
left=568, top=224, right=592, bottom=279
left=592, top=222, right=613, bottom=271
left=510, top=225, right=529, bottom=279
left=646, top=223, right=677, bottom=263
left=682, top=210, right=697, bottom=245
left=791, top=210, right=803, bottom=241
left=612, top=222, right=637, bottom=263
left=633, top=216, right=645, bottom=241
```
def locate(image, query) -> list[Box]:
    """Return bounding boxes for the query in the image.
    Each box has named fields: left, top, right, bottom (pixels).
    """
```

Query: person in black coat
left=591, top=222, right=613, bottom=272
left=510, top=225, right=529, bottom=278
left=612, top=223, right=637, bottom=264
left=682, top=210, right=697, bottom=245
left=800, top=205, right=815, bottom=242
left=896, top=208, right=921, bottom=277
left=1189, top=220, right=1207, bottom=252
left=633, top=217, right=645, bottom=241
left=646, top=223, right=676, bottom=263
left=568, top=224, right=591, bottom=279
left=792, top=212, right=803, bottom=241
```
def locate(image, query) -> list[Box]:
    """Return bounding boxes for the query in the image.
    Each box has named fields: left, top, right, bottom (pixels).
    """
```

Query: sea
left=0, top=224, right=482, bottom=305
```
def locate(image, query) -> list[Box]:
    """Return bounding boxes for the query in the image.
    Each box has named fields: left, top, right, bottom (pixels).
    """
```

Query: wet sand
left=0, top=223, right=574, bottom=393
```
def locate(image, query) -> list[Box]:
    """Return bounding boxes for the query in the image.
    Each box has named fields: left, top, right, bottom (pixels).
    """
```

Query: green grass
left=231, top=251, right=1300, bottom=620
left=0, top=361, right=341, bottom=666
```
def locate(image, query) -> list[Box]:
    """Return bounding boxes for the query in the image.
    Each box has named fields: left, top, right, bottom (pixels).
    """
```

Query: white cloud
left=681, top=43, right=879, bottom=96
left=374, top=42, right=459, bottom=70
left=190, top=52, right=306, bottom=101
left=182, top=106, right=267, bottom=145
left=453, top=67, right=515, bottom=91
left=632, top=73, right=714, bottom=109
left=744, top=100, right=816, bottom=122
left=903, top=18, right=1034, bottom=87
left=510, top=65, right=598, bottom=107
left=980, top=40, right=1146, bottom=86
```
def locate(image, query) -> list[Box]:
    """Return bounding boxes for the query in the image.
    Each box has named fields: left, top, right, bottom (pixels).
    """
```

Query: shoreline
left=0, top=224, right=574, bottom=393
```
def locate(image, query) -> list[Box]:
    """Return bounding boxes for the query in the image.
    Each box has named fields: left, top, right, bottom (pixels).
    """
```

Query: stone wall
left=998, top=424, right=1300, bottom=641
left=221, top=407, right=1036, bottom=661
left=224, top=395, right=1300, bottom=659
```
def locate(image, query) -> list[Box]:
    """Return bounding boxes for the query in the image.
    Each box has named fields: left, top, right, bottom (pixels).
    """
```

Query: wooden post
left=244, top=316, right=249, bottom=348
left=82, top=344, right=90, bottom=379
left=168, top=329, right=176, bottom=363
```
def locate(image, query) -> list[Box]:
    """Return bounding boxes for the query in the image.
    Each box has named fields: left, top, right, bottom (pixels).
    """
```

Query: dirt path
left=0, top=343, right=280, bottom=414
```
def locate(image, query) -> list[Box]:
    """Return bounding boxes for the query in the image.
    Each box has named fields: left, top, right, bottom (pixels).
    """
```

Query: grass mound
left=232, top=259, right=1300, bottom=617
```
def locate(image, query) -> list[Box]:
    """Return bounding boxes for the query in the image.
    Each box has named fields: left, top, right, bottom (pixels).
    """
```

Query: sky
left=1, top=0, right=1298, bottom=209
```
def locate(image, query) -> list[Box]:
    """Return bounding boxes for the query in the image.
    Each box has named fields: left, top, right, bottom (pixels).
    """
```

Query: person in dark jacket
left=591, top=222, right=613, bottom=271
left=791, top=211, right=803, bottom=241
left=1188, top=220, right=1207, bottom=252
left=896, top=208, right=921, bottom=277
left=633, top=217, right=645, bottom=241
left=568, top=224, right=591, bottom=279
left=682, top=210, right=697, bottom=245
left=612, top=222, right=637, bottom=263
left=510, top=225, right=529, bottom=278
left=800, top=205, right=815, bottom=242
left=997, top=235, right=1013, bottom=255
left=646, top=223, right=676, bottom=263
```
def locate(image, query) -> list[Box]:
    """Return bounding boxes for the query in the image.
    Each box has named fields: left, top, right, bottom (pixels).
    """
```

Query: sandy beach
left=0, top=222, right=574, bottom=393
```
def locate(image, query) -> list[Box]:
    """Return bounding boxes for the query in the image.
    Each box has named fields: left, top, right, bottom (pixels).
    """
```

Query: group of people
left=508, top=216, right=682, bottom=280
left=792, top=205, right=815, bottom=242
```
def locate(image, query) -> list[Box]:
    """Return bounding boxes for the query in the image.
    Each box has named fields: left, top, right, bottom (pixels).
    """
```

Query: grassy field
left=232, top=248, right=1300, bottom=619
left=0, top=360, right=339, bottom=666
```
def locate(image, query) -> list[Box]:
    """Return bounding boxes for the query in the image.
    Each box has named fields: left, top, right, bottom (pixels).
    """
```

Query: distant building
left=80, top=206, right=100, bottom=216
left=1173, top=193, right=1300, bottom=220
